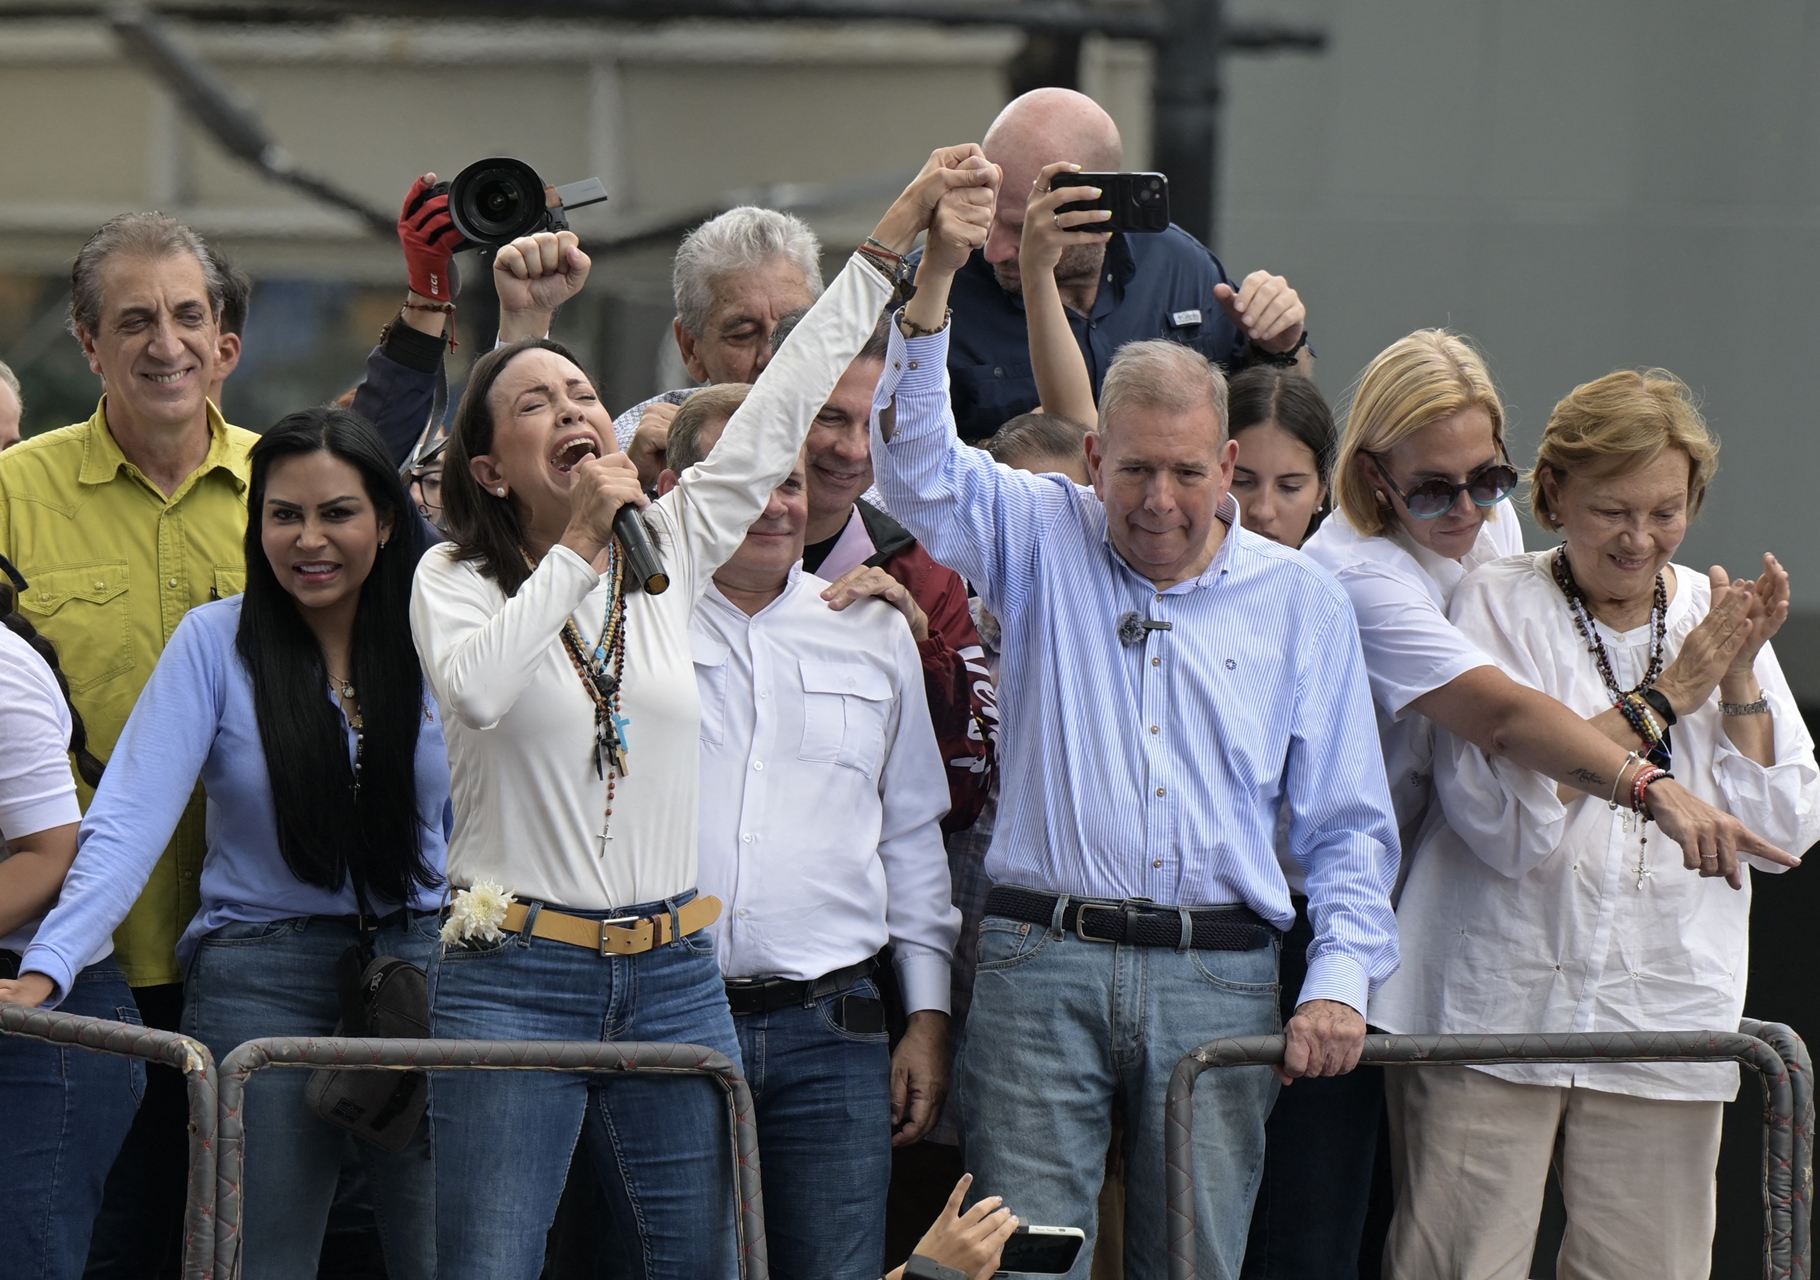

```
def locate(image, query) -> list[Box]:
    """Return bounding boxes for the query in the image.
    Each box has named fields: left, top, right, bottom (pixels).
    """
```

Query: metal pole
left=1151, top=0, right=1224, bottom=249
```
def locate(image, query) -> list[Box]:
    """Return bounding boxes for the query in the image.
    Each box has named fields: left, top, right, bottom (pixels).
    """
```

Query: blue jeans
left=957, top=910, right=1282, bottom=1280
left=0, top=954, right=143, bottom=1280
left=734, top=977, right=893, bottom=1280
left=182, top=913, right=439, bottom=1280
left=426, top=893, right=744, bottom=1280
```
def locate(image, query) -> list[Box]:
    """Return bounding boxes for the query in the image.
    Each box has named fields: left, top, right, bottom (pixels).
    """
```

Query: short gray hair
left=672, top=206, right=822, bottom=339
left=0, top=359, right=19, bottom=408
left=1098, top=340, right=1228, bottom=439
left=68, top=212, right=224, bottom=339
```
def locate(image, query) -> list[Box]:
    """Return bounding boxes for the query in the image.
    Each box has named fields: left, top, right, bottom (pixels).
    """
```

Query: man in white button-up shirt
left=657, top=384, right=961, bottom=1280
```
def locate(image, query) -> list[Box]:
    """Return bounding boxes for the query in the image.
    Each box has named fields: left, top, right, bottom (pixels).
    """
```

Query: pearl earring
left=496, top=487, right=507, bottom=497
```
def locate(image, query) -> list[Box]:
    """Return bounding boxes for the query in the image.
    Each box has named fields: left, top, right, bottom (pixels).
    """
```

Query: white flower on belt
left=440, top=880, right=515, bottom=945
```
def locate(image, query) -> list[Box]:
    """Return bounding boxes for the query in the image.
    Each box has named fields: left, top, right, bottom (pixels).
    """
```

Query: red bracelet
left=1630, top=766, right=1667, bottom=815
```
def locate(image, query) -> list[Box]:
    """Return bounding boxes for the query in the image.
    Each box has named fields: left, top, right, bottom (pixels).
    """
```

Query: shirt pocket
left=948, top=361, right=1039, bottom=441
left=15, top=561, right=133, bottom=694
left=799, top=659, right=893, bottom=779
left=212, top=565, right=246, bottom=600
left=692, top=634, right=731, bottom=746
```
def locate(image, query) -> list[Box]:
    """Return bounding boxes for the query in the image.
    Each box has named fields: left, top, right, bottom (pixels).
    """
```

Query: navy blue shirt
left=917, top=225, right=1250, bottom=441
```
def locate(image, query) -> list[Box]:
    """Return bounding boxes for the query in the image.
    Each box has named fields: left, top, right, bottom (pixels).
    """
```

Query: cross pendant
left=1634, top=864, right=1654, bottom=889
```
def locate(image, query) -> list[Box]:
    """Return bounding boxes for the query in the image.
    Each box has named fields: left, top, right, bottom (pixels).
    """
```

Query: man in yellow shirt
left=0, top=212, right=255, bottom=1276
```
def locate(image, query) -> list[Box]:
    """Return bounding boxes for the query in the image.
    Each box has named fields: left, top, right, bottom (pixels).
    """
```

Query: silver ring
left=1053, top=211, right=1064, bottom=231
left=1700, top=853, right=1719, bottom=862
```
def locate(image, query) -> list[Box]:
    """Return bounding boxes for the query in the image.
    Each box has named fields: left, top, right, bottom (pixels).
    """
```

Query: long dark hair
left=443, top=337, right=593, bottom=598
left=236, top=407, right=436, bottom=905
left=1228, top=365, right=1338, bottom=534
left=0, top=555, right=106, bottom=788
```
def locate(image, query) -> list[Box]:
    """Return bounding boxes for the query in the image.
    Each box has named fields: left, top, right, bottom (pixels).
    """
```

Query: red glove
left=398, top=174, right=467, bottom=300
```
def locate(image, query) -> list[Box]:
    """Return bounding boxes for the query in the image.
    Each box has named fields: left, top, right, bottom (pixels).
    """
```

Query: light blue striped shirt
left=869, top=324, right=1401, bottom=1012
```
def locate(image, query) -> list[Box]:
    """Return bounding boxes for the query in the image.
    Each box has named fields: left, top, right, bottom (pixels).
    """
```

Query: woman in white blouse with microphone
left=1373, top=369, right=1818, bottom=1278
left=409, top=150, right=992, bottom=1280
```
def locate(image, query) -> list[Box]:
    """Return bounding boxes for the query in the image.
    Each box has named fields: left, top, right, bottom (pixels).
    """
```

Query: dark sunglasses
left=1368, top=455, right=1519, bottom=520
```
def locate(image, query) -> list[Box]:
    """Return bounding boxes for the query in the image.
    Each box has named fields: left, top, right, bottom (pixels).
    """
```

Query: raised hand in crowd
left=884, top=1175, right=1018, bottom=1280
left=1019, top=161, right=1108, bottom=427
left=497, top=229, right=593, bottom=342
left=872, top=144, right=1000, bottom=256
left=397, top=172, right=467, bottom=331
left=898, top=160, right=998, bottom=340
left=1213, top=270, right=1307, bottom=359
left=822, top=565, right=931, bottom=641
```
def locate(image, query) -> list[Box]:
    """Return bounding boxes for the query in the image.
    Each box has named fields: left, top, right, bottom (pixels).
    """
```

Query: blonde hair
left=666, top=383, right=753, bottom=473
left=1528, top=369, right=1718, bottom=531
left=1334, top=330, right=1506, bottom=536
left=1098, top=340, right=1227, bottom=439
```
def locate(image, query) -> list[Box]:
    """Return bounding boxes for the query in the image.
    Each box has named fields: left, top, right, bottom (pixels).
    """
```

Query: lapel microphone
left=1116, top=611, right=1173, bottom=645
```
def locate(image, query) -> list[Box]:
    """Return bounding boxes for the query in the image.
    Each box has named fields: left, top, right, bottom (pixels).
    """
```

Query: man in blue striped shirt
left=870, top=178, right=1400, bottom=1278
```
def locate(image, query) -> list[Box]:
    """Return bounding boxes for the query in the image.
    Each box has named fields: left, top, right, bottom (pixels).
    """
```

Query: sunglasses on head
left=1368, top=455, right=1519, bottom=520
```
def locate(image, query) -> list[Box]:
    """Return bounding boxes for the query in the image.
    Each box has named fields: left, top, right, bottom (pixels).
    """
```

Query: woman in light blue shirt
left=0, top=407, right=449, bottom=1280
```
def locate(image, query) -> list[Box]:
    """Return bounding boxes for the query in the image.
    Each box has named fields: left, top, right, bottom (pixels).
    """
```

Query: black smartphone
left=995, top=1225, right=1087, bottom=1275
left=1051, top=171, right=1170, bottom=234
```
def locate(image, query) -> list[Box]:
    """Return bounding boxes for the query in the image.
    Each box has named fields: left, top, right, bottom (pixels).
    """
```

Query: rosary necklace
left=1552, top=546, right=1668, bottom=888
left=553, top=541, right=630, bottom=855
left=328, top=671, right=364, bottom=796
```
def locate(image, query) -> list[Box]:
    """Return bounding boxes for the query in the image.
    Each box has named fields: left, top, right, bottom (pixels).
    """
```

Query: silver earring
left=379, top=538, right=388, bottom=550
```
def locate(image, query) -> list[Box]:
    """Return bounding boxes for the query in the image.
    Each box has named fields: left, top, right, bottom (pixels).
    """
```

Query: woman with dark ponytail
left=0, top=409, right=450, bottom=1280
left=0, top=552, right=136, bottom=1280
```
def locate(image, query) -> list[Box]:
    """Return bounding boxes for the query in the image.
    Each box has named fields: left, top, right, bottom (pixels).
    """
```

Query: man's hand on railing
left=1278, top=998, right=1365, bottom=1083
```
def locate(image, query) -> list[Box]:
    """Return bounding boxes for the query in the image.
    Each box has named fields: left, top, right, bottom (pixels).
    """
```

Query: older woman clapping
left=1374, top=369, right=1820, bottom=1279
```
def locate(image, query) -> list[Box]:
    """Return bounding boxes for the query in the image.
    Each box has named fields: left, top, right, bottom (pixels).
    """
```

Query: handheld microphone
left=1116, top=611, right=1172, bottom=645
left=615, top=505, right=669, bottom=595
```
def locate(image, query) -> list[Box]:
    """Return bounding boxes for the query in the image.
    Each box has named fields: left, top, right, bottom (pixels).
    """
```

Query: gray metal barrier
left=1746, top=1019, right=1815, bottom=1279
left=214, top=1036, right=765, bottom=1280
left=0, top=1002, right=220, bottom=1280
left=1165, top=1027, right=1808, bottom=1280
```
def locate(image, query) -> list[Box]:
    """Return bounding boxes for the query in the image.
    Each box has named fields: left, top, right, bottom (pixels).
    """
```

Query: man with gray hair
left=0, top=210, right=254, bottom=1278
left=0, top=359, right=22, bottom=449
left=873, top=181, right=1398, bottom=1278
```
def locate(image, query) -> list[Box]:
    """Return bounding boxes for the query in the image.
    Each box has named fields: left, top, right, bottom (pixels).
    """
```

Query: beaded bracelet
left=1615, top=693, right=1657, bottom=747
left=1631, top=765, right=1671, bottom=816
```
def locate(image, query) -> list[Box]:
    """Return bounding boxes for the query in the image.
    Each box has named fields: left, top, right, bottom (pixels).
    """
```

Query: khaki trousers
left=1383, top=1065, right=1722, bottom=1280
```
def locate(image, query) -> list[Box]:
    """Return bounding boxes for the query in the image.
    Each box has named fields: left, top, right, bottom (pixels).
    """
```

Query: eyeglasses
left=1367, top=455, right=1518, bottom=520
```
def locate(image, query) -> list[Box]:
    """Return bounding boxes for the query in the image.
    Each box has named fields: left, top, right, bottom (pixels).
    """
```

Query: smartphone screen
left=996, top=1226, right=1086, bottom=1274
left=1051, top=171, right=1171, bottom=234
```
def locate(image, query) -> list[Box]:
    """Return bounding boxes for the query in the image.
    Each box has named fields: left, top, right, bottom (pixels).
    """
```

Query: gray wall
left=1218, top=0, right=1820, bottom=697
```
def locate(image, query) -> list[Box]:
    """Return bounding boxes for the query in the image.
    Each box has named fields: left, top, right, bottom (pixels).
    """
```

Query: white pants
left=1383, top=1065, right=1723, bottom=1280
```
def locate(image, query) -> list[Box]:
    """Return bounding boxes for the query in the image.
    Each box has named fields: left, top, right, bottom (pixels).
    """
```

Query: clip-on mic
left=1116, top=611, right=1172, bottom=645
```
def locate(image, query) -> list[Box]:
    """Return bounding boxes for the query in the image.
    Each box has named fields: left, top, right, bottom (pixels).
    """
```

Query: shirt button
left=908, top=360, right=919, bottom=369
left=741, top=834, right=752, bottom=844
left=1155, top=787, right=1166, bottom=797
left=167, top=577, right=178, bottom=588
left=1153, top=858, right=1163, bottom=868
left=753, top=761, right=764, bottom=771
left=993, top=367, right=1004, bottom=377
left=93, top=580, right=105, bottom=591
left=759, top=690, right=769, bottom=699
left=1149, top=725, right=1159, bottom=734
left=1154, top=593, right=1162, bottom=602
left=1151, top=657, right=1160, bottom=667
left=737, top=908, right=749, bottom=918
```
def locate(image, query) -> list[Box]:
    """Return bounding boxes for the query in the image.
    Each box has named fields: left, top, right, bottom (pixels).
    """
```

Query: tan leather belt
left=499, top=896, right=721, bottom=957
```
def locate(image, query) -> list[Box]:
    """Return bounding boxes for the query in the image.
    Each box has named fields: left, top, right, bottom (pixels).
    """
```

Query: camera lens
left=448, top=157, right=550, bottom=247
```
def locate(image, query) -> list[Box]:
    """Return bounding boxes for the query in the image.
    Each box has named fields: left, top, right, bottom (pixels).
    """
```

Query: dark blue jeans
left=1242, top=897, right=1383, bottom=1280
left=426, top=893, right=744, bottom=1280
left=0, top=953, right=144, bottom=1280
left=734, top=977, right=893, bottom=1280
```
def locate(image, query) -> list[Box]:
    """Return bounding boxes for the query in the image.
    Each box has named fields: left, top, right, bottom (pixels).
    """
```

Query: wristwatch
left=1248, top=329, right=1309, bottom=367
left=904, top=1256, right=970, bottom=1280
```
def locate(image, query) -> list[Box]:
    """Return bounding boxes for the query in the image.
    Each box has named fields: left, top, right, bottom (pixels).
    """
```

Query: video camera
left=443, top=157, right=609, bottom=248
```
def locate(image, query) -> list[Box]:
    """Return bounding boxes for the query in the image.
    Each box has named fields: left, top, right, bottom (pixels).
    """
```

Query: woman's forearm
left=1024, top=272, right=1097, bottom=427
left=1717, top=673, right=1775, bottom=766
left=0, top=826, right=77, bottom=938
left=1415, top=666, right=1636, bottom=798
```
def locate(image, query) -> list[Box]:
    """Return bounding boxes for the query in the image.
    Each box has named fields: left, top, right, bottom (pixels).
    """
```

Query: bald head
left=982, top=89, right=1124, bottom=199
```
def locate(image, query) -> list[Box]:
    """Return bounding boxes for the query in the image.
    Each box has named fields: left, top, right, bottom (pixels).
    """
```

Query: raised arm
left=1019, top=162, right=1107, bottom=426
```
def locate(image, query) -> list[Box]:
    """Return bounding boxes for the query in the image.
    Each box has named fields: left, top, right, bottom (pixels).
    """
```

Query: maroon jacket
left=815, top=501, right=996, bottom=834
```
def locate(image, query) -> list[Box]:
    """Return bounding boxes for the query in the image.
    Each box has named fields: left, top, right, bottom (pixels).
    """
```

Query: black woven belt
left=984, top=886, right=1276, bottom=951
left=723, top=957, right=877, bottom=1017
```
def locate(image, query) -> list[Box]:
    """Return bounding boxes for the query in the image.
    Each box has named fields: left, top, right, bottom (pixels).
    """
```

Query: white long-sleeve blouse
left=410, top=254, right=891, bottom=912
left=1371, top=550, right=1820, bottom=1102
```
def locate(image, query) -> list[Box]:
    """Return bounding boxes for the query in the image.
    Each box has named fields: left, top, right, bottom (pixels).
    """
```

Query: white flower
left=440, top=880, right=516, bottom=946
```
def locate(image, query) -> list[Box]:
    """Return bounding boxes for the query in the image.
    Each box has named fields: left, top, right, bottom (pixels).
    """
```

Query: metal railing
left=0, top=1003, right=220, bottom=1280
left=1165, top=1027, right=1809, bottom=1280
left=214, top=1036, right=766, bottom=1280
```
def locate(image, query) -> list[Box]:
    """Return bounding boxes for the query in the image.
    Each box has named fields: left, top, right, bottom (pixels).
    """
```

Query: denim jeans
left=426, top=892, right=744, bottom=1280
left=957, top=909, right=1282, bottom=1280
left=0, top=954, right=143, bottom=1280
left=1242, top=897, right=1383, bottom=1280
left=181, top=913, right=439, bottom=1280
left=734, top=976, right=893, bottom=1280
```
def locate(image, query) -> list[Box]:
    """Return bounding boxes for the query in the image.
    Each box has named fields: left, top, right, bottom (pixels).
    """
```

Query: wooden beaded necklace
left=542, top=541, right=630, bottom=855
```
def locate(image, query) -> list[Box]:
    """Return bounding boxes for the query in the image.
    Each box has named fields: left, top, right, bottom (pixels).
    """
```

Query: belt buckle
left=1074, top=902, right=1123, bottom=943
left=596, top=914, right=641, bottom=957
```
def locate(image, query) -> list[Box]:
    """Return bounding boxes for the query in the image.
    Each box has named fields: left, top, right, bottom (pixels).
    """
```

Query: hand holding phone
left=1051, top=171, right=1171, bottom=234
left=994, top=1225, right=1087, bottom=1275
